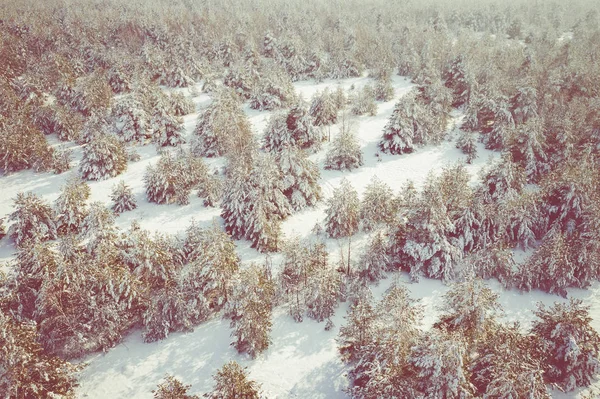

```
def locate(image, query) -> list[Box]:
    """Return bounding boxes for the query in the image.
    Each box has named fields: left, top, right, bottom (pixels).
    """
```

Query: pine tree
left=151, top=107, right=186, bottom=147
left=374, top=75, right=395, bottom=102
left=324, top=119, right=363, bottom=171
left=275, top=145, right=321, bottom=211
left=221, top=154, right=290, bottom=252
left=531, top=299, right=600, bottom=392
left=305, top=266, right=341, bottom=324
left=111, top=180, right=137, bottom=214
left=309, top=88, right=338, bottom=127
left=54, top=178, right=90, bottom=236
left=360, top=176, right=397, bottom=231
left=409, top=331, right=475, bottom=398
left=192, top=92, right=251, bottom=157
left=153, top=375, right=199, bottom=399
left=470, top=323, right=550, bottom=398
left=8, top=192, right=57, bottom=247
left=506, top=118, right=548, bottom=183
left=338, top=290, right=377, bottom=364
left=168, top=92, right=195, bottom=116
left=350, top=85, right=377, bottom=116
left=378, top=92, right=423, bottom=154
left=443, top=54, right=471, bottom=107
left=286, top=101, right=323, bottom=150
left=227, top=265, right=274, bottom=358
left=358, top=232, right=390, bottom=283
left=510, top=86, right=538, bottom=125
left=249, top=70, right=296, bottom=111
left=204, top=361, right=261, bottom=399
left=51, top=145, right=72, bottom=174
left=111, top=95, right=150, bottom=143
left=262, top=112, right=293, bottom=152
left=182, top=222, right=240, bottom=312
left=456, top=130, right=478, bottom=164
left=324, top=178, right=360, bottom=239
left=79, top=134, right=127, bottom=180
left=435, top=278, right=501, bottom=345
left=0, top=312, right=80, bottom=398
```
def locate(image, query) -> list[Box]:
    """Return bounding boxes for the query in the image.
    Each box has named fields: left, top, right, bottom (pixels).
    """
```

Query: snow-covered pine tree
left=52, top=145, right=72, bottom=174
left=409, top=331, right=475, bottom=398
left=435, top=278, right=501, bottom=345
left=278, top=237, right=312, bottom=322
left=357, top=231, right=390, bottom=283
left=182, top=222, right=240, bottom=312
left=337, top=289, right=377, bottom=364
left=8, top=192, right=57, bottom=247
left=262, top=112, right=293, bottom=152
left=378, top=92, right=422, bottom=154
left=350, top=85, right=377, bottom=116
left=456, top=130, right=478, bottom=164
left=346, top=284, right=423, bottom=398
left=470, top=323, right=550, bottom=398
left=0, top=312, right=80, bottom=398
left=506, top=118, right=548, bottom=183
left=249, top=69, right=296, bottom=111
left=360, top=176, right=397, bottom=231
left=275, top=145, right=321, bottom=211
left=227, top=265, right=275, bottom=358
left=531, top=299, right=600, bottom=392
left=443, top=54, right=471, bottom=107
left=310, top=88, right=338, bottom=128
left=79, top=134, right=127, bottom=180
left=151, top=106, right=186, bottom=147
left=205, top=361, right=261, bottom=399
left=191, top=91, right=252, bottom=157
left=374, top=75, right=395, bottom=102
left=305, top=265, right=341, bottom=324
left=36, top=242, right=139, bottom=358
left=324, top=178, right=360, bottom=239
left=221, top=153, right=290, bottom=252
left=477, top=153, right=526, bottom=204
left=287, top=101, right=323, bottom=151
left=168, top=92, right=195, bottom=116
left=152, top=375, right=198, bottom=399
left=54, top=178, right=90, bottom=236
left=80, top=202, right=118, bottom=254
left=111, top=180, right=137, bottom=214
left=111, top=95, right=150, bottom=143
left=510, top=86, right=538, bottom=125
left=324, top=118, right=363, bottom=170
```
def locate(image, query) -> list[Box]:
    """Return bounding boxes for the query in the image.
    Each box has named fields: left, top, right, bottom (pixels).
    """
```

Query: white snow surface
left=0, top=75, right=598, bottom=398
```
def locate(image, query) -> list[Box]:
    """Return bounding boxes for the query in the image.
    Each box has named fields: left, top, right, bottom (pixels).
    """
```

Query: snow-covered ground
left=0, top=75, right=598, bottom=398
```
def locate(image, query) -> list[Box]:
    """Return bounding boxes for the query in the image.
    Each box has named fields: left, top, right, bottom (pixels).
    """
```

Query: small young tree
left=324, top=178, right=360, bottom=239
left=8, top=192, right=57, bottom=247
left=111, top=180, right=137, bottom=214
left=262, top=112, right=293, bottom=152
left=324, top=119, right=363, bottom=171
left=310, top=88, right=338, bottom=128
left=111, top=95, right=149, bottom=143
left=79, top=134, right=127, bottom=180
left=153, top=375, right=199, bottom=399
left=350, top=85, right=377, bottom=116
left=51, top=145, right=72, bottom=174
left=531, top=299, right=600, bottom=392
left=204, top=361, right=261, bottom=399
left=54, top=178, right=90, bottom=236
left=168, top=92, right=195, bottom=116
left=305, top=266, right=341, bottom=325
left=374, top=75, right=395, bottom=102
left=456, top=130, right=478, bottom=164
left=286, top=102, right=323, bottom=150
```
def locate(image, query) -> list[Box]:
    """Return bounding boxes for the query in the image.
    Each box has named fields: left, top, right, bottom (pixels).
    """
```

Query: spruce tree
left=262, top=112, right=293, bottom=152
left=456, top=130, right=478, bottom=164
left=379, top=92, right=423, bottom=154
left=153, top=375, right=199, bottom=399
left=286, top=101, right=322, bottom=150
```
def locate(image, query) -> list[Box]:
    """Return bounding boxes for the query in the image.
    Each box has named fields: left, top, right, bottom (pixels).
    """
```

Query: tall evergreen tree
left=324, top=178, right=360, bottom=239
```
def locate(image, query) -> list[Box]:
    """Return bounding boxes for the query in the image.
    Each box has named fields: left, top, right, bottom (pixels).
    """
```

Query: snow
left=0, top=75, right=598, bottom=398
